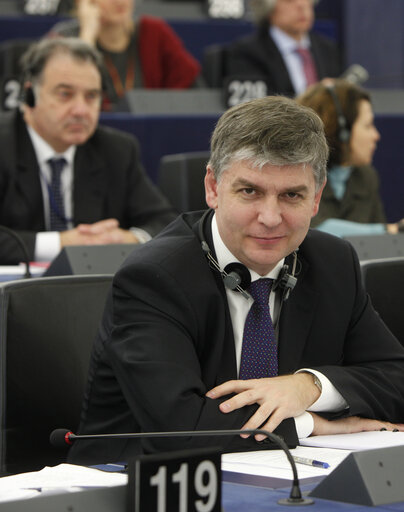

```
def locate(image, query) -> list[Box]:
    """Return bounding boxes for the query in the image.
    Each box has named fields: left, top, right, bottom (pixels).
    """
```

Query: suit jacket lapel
left=192, top=211, right=239, bottom=383
left=263, top=32, right=296, bottom=94
left=277, top=256, right=319, bottom=374
left=310, top=35, right=327, bottom=79
left=73, top=139, right=108, bottom=225
left=15, top=114, right=46, bottom=230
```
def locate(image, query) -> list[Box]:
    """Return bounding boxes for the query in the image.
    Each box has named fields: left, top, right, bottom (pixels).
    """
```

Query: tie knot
left=248, top=278, right=273, bottom=306
left=296, top=46, right=309, bottom=58
left=48, top=157, right=66, bottom=177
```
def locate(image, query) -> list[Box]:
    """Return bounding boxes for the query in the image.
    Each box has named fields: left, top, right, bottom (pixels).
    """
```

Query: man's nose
left=257, top=197, right=282, bottom=227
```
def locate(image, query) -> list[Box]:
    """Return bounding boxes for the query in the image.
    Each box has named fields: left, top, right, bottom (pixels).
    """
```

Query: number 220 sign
left=127, top=447, right=221, bottom=512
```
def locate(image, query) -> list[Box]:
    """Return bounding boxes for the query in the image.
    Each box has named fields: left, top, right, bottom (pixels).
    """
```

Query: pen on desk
left=293, top=456, right=330, bottom=469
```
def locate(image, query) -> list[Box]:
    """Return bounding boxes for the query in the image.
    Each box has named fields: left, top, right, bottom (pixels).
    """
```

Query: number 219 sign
left=127, top=448, right=221, bottom=512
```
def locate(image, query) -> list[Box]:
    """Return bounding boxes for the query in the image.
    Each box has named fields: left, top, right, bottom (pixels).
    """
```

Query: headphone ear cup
left=24, top=86, right=36, bottom=108
left=339, top=127, right=351, bottom=143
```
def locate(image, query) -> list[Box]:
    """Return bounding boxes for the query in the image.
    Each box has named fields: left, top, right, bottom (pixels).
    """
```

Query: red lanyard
left=103, top=43, right=135, bottom=98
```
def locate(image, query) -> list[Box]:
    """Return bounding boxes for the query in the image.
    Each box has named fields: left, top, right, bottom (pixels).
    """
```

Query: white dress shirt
left=211, top=214, right=347, bottom=438
left=270, top=25, right=313, bottom=95
left=27, top=126, right=75, bottom=262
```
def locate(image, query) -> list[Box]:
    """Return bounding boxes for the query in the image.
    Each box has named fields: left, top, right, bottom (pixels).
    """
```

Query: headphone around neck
left=198, top=209, right=299, bottom=303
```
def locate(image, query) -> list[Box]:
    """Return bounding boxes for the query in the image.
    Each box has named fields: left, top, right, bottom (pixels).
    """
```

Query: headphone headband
left=325, top=85, right=351, bottom=143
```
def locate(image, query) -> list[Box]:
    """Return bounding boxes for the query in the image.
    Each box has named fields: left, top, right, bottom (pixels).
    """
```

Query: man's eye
left=241, top=188, right=256, bottom=195
left=57, top=90, right=72, bottom=100
left=285, top=192, right=301, bottom=200
left=86, top=91, right=102, bottom=102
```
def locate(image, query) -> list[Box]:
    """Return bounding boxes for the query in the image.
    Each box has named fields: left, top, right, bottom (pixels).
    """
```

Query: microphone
left=340, top=64, right=369, bottom=85
left=50, top=427, right=313, bottom=506
left=0, top=225, right=31, bottom=278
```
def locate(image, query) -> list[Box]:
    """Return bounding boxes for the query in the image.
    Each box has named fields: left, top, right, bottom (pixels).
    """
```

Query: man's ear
left=205, top=165, right=219, bottom=209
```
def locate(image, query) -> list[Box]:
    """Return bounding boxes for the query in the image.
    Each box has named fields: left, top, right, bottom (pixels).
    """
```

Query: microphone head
left=50, top=428, right=74, bottom=448
left=340, top=64, right=369, bottom=85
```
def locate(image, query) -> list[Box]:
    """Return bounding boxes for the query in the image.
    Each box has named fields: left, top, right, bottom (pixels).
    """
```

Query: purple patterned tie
left=296, top=47, right=318, bottom=87
left=239, top=278, right=278, bottom=379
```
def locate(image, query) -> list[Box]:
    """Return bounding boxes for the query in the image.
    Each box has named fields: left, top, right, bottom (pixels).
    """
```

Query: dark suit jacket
left=225, top=28, right=342, bottom=96
left=0, top=110, right=176, bottom=264
left=311, top=165, right=387, bottom=228
left=69, top=211, right=404, bottom=465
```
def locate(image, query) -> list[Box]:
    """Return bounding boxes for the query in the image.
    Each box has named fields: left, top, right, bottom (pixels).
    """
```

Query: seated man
left=69, top=95, right=404, bottom=465
left=0, top=37, right=176, bottom=265
left=224, top=0, right=341, bottom=96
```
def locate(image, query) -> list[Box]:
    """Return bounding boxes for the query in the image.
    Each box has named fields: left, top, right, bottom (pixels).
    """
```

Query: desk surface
left=1, top=481, right=404, bottom=512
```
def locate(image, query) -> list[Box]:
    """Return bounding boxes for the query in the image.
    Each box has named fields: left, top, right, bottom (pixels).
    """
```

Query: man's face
left=205, top=160, right=324, bottom=275
left=25, top=53, right=102, bottom=153
left=270, top=0, right=314, bottom=40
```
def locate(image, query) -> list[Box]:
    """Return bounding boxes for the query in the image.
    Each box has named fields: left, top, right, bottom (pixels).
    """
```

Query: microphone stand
left=0, top=225, right=31, bottom=278
left=52, top=428, right=314, bottom=506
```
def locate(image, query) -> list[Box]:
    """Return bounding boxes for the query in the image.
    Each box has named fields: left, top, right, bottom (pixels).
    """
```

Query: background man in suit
left=224, top=0, right=342, bottom=96
left=0, top=37, right=176, bottom=264
left=69, top=96, right=404, bottom=466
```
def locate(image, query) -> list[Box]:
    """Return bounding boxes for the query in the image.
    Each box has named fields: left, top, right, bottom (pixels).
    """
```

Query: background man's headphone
left=24, top=85, right=36, bottom=108
left=325, top=85, right=351, bottom=143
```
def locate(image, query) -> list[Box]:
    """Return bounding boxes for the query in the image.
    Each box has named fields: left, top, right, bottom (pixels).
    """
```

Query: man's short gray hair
left=250, top=0, right=319, bottom=25
left=208, top=95, right=329, bottom=191
left=20, top=37, right=104, bottom=86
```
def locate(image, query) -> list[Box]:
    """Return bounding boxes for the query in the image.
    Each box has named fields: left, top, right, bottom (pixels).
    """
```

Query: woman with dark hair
left=297, top=79, right=404, bottom=236
left=49, top=0, right=201, bottom=110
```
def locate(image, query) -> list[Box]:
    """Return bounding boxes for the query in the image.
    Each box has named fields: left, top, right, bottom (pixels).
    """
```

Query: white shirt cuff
left=295, top=411, right=314, bottom=439
left=130, top=227, right=152, bottom=244
left=296, top=368, right=348, bottom=412
left=34, top=232, right=61, bottom=262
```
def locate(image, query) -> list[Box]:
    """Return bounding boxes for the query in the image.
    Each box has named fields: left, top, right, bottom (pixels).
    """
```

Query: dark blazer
left=225, top=28, right=342, bottom=96
left=0, top=110, right=176, bottom=264
left=311, top=165, right=387, bottom=228
left=69, top=211, right=404, bottom=465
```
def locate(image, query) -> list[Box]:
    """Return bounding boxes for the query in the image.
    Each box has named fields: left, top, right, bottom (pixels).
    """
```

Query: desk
left=1, top=480, right=403, bottom=512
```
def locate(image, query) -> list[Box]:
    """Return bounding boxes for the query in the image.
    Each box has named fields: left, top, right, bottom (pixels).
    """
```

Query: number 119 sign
left=127, top=447, right=222, bottom=512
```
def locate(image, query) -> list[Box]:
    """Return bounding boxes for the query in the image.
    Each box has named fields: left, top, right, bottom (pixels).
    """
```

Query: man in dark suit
left=224, top=0, right=341, bottom=97
left=69, top=95, right=404, bottom=466
left=0, top=37, right=176, bottom=264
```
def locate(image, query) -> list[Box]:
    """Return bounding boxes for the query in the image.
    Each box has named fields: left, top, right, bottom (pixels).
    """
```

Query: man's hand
left=311, top=413, right=404, bottom=435
left=206, top=374, right=320, bottom=440
left=60, top=218, right=139, bottom=246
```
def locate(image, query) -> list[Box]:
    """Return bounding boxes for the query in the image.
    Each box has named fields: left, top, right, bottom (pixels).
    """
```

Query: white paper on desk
left=300, top=431, right=404, bottom=451
left=0, top=463, right=127, bottom=503
left=0, top=264, right=45, bottom=276
left=222, top=446, right=350, bottom=480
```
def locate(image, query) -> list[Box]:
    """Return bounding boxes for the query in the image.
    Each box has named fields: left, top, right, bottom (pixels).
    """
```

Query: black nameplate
left=127, top=447, right=222, bottom=512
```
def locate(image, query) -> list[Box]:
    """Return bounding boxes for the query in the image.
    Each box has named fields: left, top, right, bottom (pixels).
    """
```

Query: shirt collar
left=270, top=25, right=311, bottom=55
left=27, top=125, right=76, bottom=168
left=210, top=212, right=285, bottom=283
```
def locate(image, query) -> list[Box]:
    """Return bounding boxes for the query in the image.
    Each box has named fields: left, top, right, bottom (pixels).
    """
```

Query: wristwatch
left=312, top=374, right=322, bottom=393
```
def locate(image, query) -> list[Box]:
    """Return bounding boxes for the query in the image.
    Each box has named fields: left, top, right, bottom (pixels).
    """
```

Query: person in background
left=68, top=96, right=404, bottom=467
left=48, top=0, right=201, bottom=109
left=296, top=79, right=404, bottom=237
left=224, top=0, right=341, bottom=96
left=0, top=37, right=176, bottom=265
